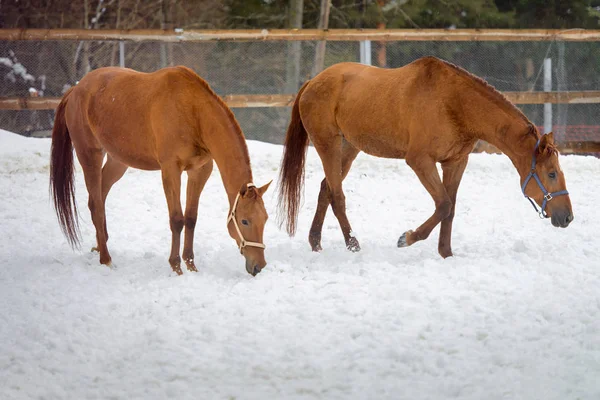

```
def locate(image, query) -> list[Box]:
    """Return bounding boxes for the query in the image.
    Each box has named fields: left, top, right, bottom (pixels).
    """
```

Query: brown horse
left=50, top=66, right=271, bottom=276
left=278, top=56, right=573, bottom=257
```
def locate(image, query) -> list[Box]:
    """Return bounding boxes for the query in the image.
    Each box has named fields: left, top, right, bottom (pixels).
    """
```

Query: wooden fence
left=2, top=28, right=600, bottom=42
left=2, top=91, right=600, bottom=110
left=1, top=28, right=600, bottom=152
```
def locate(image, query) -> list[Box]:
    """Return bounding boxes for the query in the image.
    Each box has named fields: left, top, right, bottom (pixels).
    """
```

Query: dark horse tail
left=50, top=87, right=80, bottom=247
left=277, top=80, right=311, bottom=236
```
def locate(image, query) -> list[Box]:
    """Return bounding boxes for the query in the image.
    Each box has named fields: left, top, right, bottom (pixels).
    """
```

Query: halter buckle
left=544, top=193, right=553, bottom=201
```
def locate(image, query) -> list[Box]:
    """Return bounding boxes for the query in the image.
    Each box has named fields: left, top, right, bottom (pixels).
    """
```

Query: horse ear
left=257, top=180, right=272, bottom=196
left=240, top=183, right=257, bottom=199
left=538, top=132, right=554, bottom=153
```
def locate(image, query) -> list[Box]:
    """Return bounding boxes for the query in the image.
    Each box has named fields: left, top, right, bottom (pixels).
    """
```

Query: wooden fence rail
left=3, top=91, right=600, bottom=111
left=2, top=94, right=599, bottom=153
left=2, top=28, right=600, bottom=42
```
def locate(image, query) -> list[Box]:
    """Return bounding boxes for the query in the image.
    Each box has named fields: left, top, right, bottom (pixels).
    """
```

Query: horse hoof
left=184, top=257, right=198, bottom=272
left=91, top=247, right=99, bottom=253
left=347, top=237, right=361, bottom=252
left=397, top=230, right=413, bottom=248
left=309, top=233, right=322, bottom=252
left=186, top=264, right=198, bottom=272
left=172, top=265, right=183, bottom=276
left=100, top=256, right=112, bottom=266
left=439, top=249, right=454, bottom=259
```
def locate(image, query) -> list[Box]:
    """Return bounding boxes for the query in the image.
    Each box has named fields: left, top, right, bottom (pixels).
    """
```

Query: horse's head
left=227, top=181, right=272, bottom=276
left=521, top=132, right=573, bottom=227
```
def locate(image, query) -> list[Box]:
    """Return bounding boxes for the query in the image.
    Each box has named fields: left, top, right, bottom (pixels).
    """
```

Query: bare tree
left=285, top=0, right=304, bottom=93
left=160, top=0, right=176, bottom=67
left=312, top=0, right=331, bottom=76
left=375, top=0, right=389, bottom=67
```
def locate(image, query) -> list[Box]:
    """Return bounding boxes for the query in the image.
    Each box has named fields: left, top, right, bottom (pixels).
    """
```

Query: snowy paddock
left=0, top=128, right=599, bottom=400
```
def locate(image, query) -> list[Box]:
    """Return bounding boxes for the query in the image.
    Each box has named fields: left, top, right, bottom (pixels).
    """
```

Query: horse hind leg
left=312, top=134, right=360, bottom=252
left=398, top=153, right=452, bottom=249
left=309, top=140, right=359, bottom=251
left=182, top=161, right=213, bottom=272
left=89, top=155, right=128, bottom=251
left=76, top=147, right=113, bottom=266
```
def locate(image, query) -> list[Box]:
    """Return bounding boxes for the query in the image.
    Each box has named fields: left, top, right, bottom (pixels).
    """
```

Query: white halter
left=227, top=183, right=266, bottom=253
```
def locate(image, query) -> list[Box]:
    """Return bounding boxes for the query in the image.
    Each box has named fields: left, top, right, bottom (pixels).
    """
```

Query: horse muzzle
left=245, top=259, right=266, bottom=276
left=551, top=211, right=574, bottom=228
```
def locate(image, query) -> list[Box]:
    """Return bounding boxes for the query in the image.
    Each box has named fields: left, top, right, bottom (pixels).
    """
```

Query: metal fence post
left=544, top=58, right=552, bottom=134
left=119, top=41, right=125, bottom=68
left=360, top=40, right=372, bottom=65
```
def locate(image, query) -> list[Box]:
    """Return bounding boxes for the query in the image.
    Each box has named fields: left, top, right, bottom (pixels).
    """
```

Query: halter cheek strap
left=227, top=183, right=266, bottom=253
left=521, top=136, right=569, bottom=218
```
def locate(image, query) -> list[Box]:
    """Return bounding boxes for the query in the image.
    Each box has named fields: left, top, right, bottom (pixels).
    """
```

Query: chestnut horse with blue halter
left=278, top=56, right=573, bottom=256
left=50, top=66, right=271, bottom=276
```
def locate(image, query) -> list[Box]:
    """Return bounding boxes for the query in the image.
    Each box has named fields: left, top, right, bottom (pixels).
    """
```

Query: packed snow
left=0, top=128, right=599, bottom=400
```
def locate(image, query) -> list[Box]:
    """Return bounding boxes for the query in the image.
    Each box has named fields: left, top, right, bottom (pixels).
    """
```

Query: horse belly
left=342, top=127, right=408, bottom=159
left=95, top=128, right=161, bottom=170
left=335, top=88, right=409, bottom=159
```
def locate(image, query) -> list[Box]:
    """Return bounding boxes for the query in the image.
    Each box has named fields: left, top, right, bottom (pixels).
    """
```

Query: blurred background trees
left=3, top=1, right=600, bottom=38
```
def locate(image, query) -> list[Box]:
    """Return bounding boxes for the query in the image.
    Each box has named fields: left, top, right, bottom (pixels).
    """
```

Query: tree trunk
left=161, top=0, right=176, bottom=67
left=110, top=0, right=123, bottom=66
left=312, top=0, right=331, bottom=77
left=285, top=0, right=304, bottom=93
left=375, top=0, right=388, bottom=67
left=81, top=0, right=91, bottom=75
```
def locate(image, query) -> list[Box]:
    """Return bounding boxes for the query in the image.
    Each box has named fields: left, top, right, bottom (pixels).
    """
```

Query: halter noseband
left=227, top=183, right=266, bottom=253
left=521, top=136, right=569, bottom=219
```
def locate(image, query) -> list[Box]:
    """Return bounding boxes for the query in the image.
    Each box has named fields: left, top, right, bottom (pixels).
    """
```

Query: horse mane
left=429, top=57, right=533, bottom=127
left=175, top=66, right=252, bottom=166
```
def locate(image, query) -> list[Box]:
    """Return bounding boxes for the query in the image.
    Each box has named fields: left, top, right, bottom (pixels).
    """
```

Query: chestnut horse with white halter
left=278, top=56, right=573, bottom=256
left=50, top=66, right=271, bottom=276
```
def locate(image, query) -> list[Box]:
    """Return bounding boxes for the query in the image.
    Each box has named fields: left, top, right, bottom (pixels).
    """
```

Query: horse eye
left=548, top=172, right=557, bottom=179
left=241, top=219, right=249, bottom=226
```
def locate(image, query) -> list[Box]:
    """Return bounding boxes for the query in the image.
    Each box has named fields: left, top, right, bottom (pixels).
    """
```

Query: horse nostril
left=566, top=214, right=574, bottom=223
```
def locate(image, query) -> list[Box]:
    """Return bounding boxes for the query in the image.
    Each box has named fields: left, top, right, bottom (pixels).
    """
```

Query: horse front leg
left=182, top=161, right=213, bottom=272
left=161, top=164, right=184, bottom=275
left=437, top=156, right=468, bottom=258
left=398, top=154, right=452, bottom=249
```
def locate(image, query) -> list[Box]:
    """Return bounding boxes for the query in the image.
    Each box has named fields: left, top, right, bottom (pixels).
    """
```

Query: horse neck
left=205, top=119, right=254, bottom=206
left=461, top=97, right=539, bottom=178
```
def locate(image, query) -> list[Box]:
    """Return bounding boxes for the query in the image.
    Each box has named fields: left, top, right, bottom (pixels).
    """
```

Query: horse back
left=301, top=58, right=468, bottom=160
left=65, top=66, right=216, bottom=170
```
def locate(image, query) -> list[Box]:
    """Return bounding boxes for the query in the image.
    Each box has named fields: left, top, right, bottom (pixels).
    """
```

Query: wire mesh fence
left=1, top=36, right=600, bottom=147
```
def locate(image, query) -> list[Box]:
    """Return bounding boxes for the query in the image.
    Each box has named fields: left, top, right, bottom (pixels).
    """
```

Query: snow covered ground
left=0, top=128, right=599, bottom=400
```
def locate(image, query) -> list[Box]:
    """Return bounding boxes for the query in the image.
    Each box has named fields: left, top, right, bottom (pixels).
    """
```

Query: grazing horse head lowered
left=227, top=182, right=272, bottom=276
left=50, top=66, right=271, bottom=275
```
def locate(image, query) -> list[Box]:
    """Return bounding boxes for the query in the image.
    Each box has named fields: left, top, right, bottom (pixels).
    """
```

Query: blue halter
left=521, top=136, right=569, bottom=218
